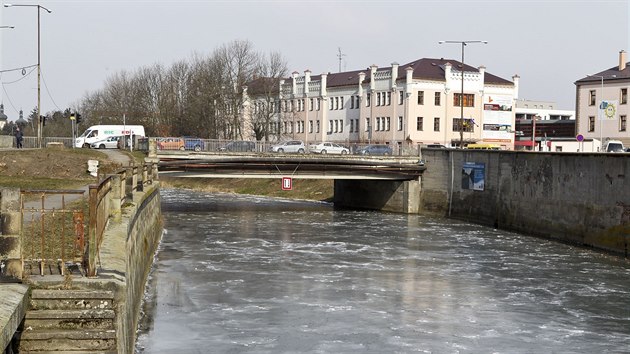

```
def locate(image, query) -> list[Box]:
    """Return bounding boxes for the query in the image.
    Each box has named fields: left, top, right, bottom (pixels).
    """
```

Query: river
left=136, top=188, right=630, bottom=353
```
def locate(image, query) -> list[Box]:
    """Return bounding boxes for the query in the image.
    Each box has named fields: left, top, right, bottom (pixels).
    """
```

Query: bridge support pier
left=333, top=178, right=421, bottom=214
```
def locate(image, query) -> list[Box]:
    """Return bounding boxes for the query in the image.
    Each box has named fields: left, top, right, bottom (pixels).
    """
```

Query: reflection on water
left=136, top=189, right=630, bottom=353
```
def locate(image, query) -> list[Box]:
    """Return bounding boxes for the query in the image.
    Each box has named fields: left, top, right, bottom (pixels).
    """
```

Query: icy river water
left=136, top=188, right=630, bottom=353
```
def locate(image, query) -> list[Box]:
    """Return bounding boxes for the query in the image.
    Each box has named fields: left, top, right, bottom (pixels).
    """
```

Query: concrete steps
left=18, top=289, right=117, bottom=353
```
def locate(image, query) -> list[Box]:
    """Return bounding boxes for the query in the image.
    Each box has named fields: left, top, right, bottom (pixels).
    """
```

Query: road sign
left=282, top=177, right=292, bottom=191
left=576, top=134, right=584, bottom=142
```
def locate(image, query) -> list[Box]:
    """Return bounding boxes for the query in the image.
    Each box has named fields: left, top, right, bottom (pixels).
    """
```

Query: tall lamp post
left=586, top=74, right=616, bottom=151
left=439, top=40, right=487, bottom=148
left=4, top=3, right=52, bottom=148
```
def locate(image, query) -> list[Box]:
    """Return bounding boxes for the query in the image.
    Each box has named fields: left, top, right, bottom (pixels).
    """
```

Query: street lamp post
left=4, top=3, right=51, bottom=148
left=586, top=74, right=616, bottom=151
left=439, top=40, right=487, bottom=148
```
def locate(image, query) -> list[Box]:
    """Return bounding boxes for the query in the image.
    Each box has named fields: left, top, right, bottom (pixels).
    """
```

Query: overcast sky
left=0, top=0, right=628, bottom=120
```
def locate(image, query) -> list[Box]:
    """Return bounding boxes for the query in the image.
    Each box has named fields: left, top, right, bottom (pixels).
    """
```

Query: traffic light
left=76, top=113, right=82, bottom=124
left=40, top=115, right=46, bottom=126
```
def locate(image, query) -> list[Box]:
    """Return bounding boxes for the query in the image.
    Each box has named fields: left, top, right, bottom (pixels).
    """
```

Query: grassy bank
left=160, top=177, right=334, bottom=202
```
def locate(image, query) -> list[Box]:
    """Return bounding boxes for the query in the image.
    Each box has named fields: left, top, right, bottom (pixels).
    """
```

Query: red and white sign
left=281, top=177, right=293, bottom=191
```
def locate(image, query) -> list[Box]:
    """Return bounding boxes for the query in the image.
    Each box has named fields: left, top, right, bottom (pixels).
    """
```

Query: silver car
left=309, top=142, right=349, bottom=154
left=270, top=140, right=305, bottom=153
left=90, top=136, right=121, bottom=149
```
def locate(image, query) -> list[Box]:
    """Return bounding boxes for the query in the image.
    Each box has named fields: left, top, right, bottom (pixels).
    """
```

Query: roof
left=574, top=62, right=630, bottom=84
left=279, top=57, right=514, bottom=89
left=245, top=77, right=281, bottom=95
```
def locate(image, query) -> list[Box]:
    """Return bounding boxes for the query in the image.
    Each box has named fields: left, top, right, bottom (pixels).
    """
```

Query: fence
left=86, top=161, right=158, bottom=276
left=20, top=190, right=86, bottom=276
left=154, top=137, right=423, bottom=156
left=18, top=161, right=159, bottom=277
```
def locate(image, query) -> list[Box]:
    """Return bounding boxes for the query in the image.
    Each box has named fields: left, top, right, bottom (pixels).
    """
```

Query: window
left=387, top=92, right=391, bottom=106
left=377, top=92, right=382, bottom=106
left=398, top=116, right=403, bottom=131
left=376, top=117, right=381, bottom=131
left=334, top=120, right=338, bottom=133
left=309, top=98, right=313, bottom=111
left=366, top=117, right=371, bottom=132
left=335, top=97, right=339, bottom=110
left=417, top=91, right=424, bottom=105
left=417, top=117, right=423, bottom=131
left=316, top=98, right=321, bottom=111
left=350, top=96, right=355, bottom=109
left=454, top=93, right=474, bottom=107
left=329, top=120, right=333, bottom=133
left=588, top=116, right=595, bottom=132
left=316, top=120, right=320, bottom=133
left=621, top=88, right=628, bottom=104
left=339, top=120, right=343, bottom=133
left=589, top=90, right=596, bottom=106
left=366, top=93, right=371, bottom=107
left=350, top=119, right=354, bottom=132
left=386, top=117, right=391, bottom=131
left=452, top=118, right=474, bottom=132
left=399, top=91, right=404, bottom=105
left=355, top=119, right=359, bottom=132
left=330, top=97, right=334, bottom=110
left=340, top=96, right=344, bottom=110
left=435, top=92, right=441, bottom=106
left=620, top=115, right=627, bottom=132
left=309, top=120, right=313, bottom=133
left=434, top=117, right=440, bottom=132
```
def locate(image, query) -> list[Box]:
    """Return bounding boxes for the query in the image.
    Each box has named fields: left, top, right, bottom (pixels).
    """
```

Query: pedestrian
left=15, top=127, right=23, bottom=149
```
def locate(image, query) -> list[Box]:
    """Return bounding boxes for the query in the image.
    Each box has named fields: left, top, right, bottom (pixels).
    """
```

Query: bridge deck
left=157, top=152, right=426, bottom=180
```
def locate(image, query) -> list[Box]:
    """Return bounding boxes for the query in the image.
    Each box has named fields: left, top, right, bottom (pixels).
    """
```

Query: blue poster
left=462, top=162, right=485, bottom=191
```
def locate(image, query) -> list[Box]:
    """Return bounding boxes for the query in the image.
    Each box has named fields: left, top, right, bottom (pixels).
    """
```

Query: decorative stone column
left=0, top=188, right=22, bottom=280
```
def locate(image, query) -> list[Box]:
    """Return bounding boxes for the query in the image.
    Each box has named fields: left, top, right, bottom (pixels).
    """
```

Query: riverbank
left=159, top=177, right=334, bottom=202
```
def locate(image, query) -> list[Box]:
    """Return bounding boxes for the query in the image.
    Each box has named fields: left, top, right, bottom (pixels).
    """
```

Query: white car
left=90, top=136, right=121, bottom=149
left=270, top=140, right=305, bottom=153
left=309, top=142, right=349, bottom=155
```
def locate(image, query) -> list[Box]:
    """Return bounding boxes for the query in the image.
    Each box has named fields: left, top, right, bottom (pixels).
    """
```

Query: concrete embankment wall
left=97, top=183, right=162, bottom=353
left=420, top=149, right=630, bottom=256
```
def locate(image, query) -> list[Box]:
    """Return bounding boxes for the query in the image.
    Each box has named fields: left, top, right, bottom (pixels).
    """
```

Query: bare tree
left=245, top=51, right=288, bottom=142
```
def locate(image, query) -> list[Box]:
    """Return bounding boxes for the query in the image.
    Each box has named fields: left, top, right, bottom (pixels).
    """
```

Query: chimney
left=619, top=50, right=627, bottom=71
left=512, top=74, right=520, bottom=100
left=391, top=62, right=399, bottom=89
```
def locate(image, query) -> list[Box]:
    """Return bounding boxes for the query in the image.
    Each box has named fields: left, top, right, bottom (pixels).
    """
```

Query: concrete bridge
left=156, top=150, right=427, bottom=213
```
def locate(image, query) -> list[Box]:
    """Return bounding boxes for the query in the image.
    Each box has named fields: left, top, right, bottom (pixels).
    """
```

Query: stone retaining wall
left=420, top=149, right=630, bottom=256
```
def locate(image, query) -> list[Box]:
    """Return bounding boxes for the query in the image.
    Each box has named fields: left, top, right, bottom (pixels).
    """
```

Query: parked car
left=270, top=140, right=305, bottom=153
left=309, top=142, right=349, bottom=155
left=90, top=135, right=121, bottom=149
left=183, top=137, right=205, bottom=152
left=218, top=140, right=256, bottom=152
left=157, top=137, right=185, bottom=150
left=355, top=144, right=393, bottom=156
left=603, top=140, right=625, bottom=153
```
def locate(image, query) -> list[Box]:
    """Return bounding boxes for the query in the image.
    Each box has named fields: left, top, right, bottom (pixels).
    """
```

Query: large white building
left=575, top=50, right=629, bottom=149
left=243, top=58, right=519, bottom=150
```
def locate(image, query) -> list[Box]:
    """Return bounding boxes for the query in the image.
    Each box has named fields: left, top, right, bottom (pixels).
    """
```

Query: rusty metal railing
left=17, top=160, right=159, bottom=278
left=86, top=161, right=158, bottom=276
left=20, top=190, right=86, bottom=276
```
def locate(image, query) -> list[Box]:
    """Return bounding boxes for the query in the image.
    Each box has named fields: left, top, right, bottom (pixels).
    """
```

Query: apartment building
left=575, top=50, right=630, bottom=149
left=243, top=58, right=518, bottom=149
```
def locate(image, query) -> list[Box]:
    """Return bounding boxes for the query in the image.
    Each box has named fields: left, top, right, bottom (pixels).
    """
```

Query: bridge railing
left=152, top=137, right=422, bottom=156
left=87, top=161, right=158, bottom=276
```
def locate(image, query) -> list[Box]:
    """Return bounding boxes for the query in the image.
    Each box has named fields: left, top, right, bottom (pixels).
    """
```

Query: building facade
left=244, top=58, right=519, bottom=150
left=575, top=50, right=630, bottom=150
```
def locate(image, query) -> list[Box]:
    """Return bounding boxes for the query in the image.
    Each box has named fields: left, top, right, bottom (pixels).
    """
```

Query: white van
left=603, top=140, right=625, bottom=153
left=75, top=125, right=145, bottom=148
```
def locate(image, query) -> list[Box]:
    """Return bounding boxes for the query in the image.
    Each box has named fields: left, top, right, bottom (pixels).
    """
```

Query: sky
left=0, top=0, right=628, bottom=121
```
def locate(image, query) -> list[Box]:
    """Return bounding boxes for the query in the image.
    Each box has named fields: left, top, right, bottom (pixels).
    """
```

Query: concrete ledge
left=0, top=283, right=29, bottom=351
